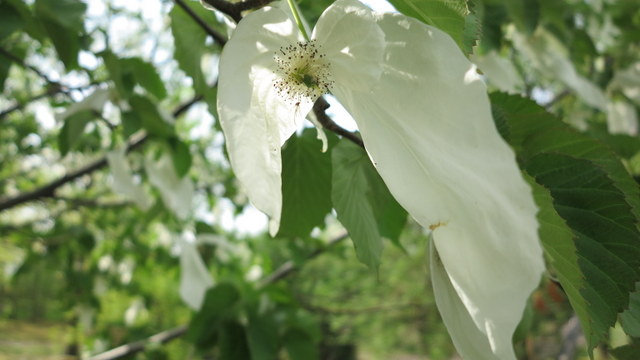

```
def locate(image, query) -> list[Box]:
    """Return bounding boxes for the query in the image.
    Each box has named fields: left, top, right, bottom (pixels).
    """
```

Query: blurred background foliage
left=1, top=0, right=639, bottom=359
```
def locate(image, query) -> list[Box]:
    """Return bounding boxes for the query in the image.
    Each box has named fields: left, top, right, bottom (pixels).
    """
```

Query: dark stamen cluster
left=273, top=40, right=333, bottom=105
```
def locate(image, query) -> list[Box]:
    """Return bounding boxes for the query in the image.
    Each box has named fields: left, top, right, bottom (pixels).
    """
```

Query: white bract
left=217, top=0, right=545, bottom=359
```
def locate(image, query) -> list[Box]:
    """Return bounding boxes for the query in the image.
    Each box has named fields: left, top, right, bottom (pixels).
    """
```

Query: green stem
left=286, top=0, right=309, bottom=41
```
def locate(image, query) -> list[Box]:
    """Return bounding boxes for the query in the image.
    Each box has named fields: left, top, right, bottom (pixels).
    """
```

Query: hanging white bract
left=217, top=1, right=545, bottom=358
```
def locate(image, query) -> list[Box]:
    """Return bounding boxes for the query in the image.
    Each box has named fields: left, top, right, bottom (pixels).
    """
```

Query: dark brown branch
left=313, top=97, right=364, bottom=148
left=88, top=232, right=348, bottom=360
left=0, top=47, right=56, bottom=85
left=174, top=0, right=227, bottom=45
left=0, top=95, right=202, bottom=213
left=200, top=0, right=274, bottom=23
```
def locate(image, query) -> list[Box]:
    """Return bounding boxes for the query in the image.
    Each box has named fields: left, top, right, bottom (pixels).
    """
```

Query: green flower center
left=273, top=40, right=333, bottom=104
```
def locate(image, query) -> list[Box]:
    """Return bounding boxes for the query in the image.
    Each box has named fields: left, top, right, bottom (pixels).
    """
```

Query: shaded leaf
left=186, top=283, right=240, bottom=349
left=219, top=321, right=252, bottom=360
left=283, top=328, right=319, bottom=360
left=121, top=57, right=168, bottom=100
left=332, top=139, right=406, bottom=270
left=491, top=92, right=640, bottom=350
left=58, top=110, right=94, bottom=156
left=129, top=95, right=175, bottom=138
left=278, top=128, right=336, bottom=238
left=168, top=137, right=192, bottom=178
left=247, top=311, right=279, bottom=360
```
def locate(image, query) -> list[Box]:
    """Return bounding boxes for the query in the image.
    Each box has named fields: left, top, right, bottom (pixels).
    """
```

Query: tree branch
left=88, top=232, right=349, bottom=360
left=313, top=97, right=364, bottom=148
left=173, top=0, right=227, bottom=45
left=0, top=95, right=202, bottom=213
left=200, top=0, right=274, bottom=23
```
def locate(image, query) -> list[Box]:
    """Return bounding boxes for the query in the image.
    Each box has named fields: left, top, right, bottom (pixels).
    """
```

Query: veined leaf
left=387, top=0, right=478, bottom=54
left=491, top=92, right=640, bottom=350
left=278, top=128, right=336, bottom=238
left=332, top=139, right=407, bottom=270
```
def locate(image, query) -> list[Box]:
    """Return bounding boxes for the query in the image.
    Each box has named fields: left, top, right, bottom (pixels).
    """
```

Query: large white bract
left=217, top=0, right=545, bottom=358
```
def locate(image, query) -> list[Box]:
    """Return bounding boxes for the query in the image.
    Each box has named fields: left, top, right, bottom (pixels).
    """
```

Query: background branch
left=89, top=233, right=349, bottom=360
left=174, top=0, right=227, bottom=45
left=314, top=97, right=364, bottom=148
left=0, top=95, right=202, bottom=213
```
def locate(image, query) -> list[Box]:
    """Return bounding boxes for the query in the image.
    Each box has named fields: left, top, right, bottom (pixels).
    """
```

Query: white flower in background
left=217, top=0, right=545, bottom=358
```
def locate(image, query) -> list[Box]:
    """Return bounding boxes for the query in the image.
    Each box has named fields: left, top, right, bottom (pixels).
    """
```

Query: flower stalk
left=286, top=0, right=309, bottom=41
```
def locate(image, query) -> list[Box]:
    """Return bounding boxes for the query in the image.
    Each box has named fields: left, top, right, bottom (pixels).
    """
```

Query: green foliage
left=388, top=0, right=479, bottom=54
left=491, top=92, right=640, bottom=351
left=331, top=139, right=407, bottom=270
left=170, top=1, right=219, bottom=93
left=1, top=0, right=640, bottom=358
left=34, top=0, right=86, bottom=70
left=279, top=128, right=336, bottom=238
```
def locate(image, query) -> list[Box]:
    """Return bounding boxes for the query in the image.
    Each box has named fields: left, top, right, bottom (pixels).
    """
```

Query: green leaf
left=102, top=51, right=135, bottom=99
left=528, top=177, right=591, bottom=342
left=121, top=111, right=142, bottom=138
left=128, top=95, right=175, bottom=138
left=283, top=328, right=319, bottom=360
left=168, top=137, right=192, bottom=178
left=0, top=1, right=25, bottom=40
left=186, top=283, right=240, bottom=349
left=332, top=139, right=406, bottom=270
left=387, top=0, right=477, bottom=54
left=121, top=57, right=168, bottom=100
left=170, top=2, right=215, bottom=93
left=620, top=284, right=640, bottom=337
left=58, top=110, right=94, bottom=156
left=219, top=321, right=252, bottom=360
left=491, top=92, right=640, bottom=350
left=35, top=0, right=85, bottom=31
left=35, top=0, right=86, bottom=70
left=247, top=311, right=279, bottom=360
left=611, top=340, right=640, bottom=360
left=278, top=128, right=336, bottom=238
left=500, top=0, right=539, bottom=34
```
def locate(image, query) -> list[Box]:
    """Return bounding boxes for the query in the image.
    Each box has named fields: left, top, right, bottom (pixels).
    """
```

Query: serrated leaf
left=278, top=128, right=336, bottom=238
left=491, top=92, right=640, bottom=350
left=620, top=284, right=640, bottom=337
left=170, top=2, right=215, bottom=93
left=387, top=0, right=477, bottom=54
left=331, top=140, right=398, bottom=270
left=129, top=95, right=175, bottom=138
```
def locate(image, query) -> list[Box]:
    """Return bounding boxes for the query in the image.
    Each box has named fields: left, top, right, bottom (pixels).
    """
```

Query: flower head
left=217, top=1, right=545, bottom=358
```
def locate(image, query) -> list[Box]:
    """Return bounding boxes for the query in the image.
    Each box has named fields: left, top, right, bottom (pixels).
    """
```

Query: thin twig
left=173, top=0, right=227, bottom=45
left=88, top=232, right=349, bottom=360
left=313, top=97, right=364, bottom=148
left=0, top=47, right=56, bottom=85
left=200, top=0, right=274, bottom=23
left=0, top=95, right=202, bottom=213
